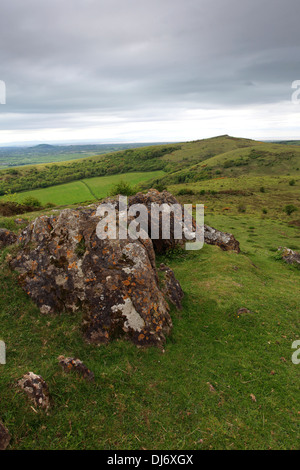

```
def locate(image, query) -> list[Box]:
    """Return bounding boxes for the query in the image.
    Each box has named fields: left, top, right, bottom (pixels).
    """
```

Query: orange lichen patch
left=66, top=250, right=73, bottom=258
left=122, top=279, right=131, bottom=286
left=31, top=260, right=38, bottom=271
left=75, top=234, right=83, bottom=242
left=138, top=333, right=145, bottom=341
left=85, top=278, right=97, bottom=283
left=111, top=285, right=118, bottom=290
left=68, top=262, right=78, bottom=270
left=47, top=224, right=52, bottom=230
left=92, top=241, right=97, bottom=247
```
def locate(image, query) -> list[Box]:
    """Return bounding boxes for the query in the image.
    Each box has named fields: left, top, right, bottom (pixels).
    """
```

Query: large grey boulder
left=11, top=208, right=173, bottom=347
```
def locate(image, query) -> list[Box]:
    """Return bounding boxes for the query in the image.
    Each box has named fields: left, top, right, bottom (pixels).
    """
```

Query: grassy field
left=1, top=171, right=165, bottom=206
left=170, top=175, right=300, bottom=223
left=0, top=210, right=299, bottom=450
left=0, top=135, right=299, bottom=450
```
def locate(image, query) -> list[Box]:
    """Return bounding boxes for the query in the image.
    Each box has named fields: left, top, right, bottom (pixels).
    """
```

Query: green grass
left=0, top=135, right=299, bottom=449
left=0, top=210, right=299, bottom=450
left=170, top=174, right=300, bottom=222
left=1, top=171, right=165, bottom=206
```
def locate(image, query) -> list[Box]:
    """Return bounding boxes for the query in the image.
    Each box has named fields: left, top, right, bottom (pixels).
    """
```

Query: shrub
left=199, top=189, right=206, bottom=195
left=21, top=196, right=42, bottom=207
left=176, top=188, right=195, bottom=196
left=262, top=208, right=268, bottom=214
left=153, top=182, right=167, bottom=192
left=260, top=187, right=265, bottom=193
left=289, top=179, right=296, bottom=186
left=284, top=204, right=298, bottom=216
left=109, top=180, right=136, bottom=197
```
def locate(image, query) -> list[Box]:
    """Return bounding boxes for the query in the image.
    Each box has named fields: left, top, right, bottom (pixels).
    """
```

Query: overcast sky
left=0, top=0, right=300, bottom=144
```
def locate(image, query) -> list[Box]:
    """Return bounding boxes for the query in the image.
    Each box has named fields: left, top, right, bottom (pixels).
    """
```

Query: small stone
left=58, top=356, right=94, bottom=381
left=0, top=228, right=17, bottom=249
left=14, top=218, right=26, bottom=225
left=18, top=372, right=51, bottom=411
left=278, top=247, right=300, bottom=266
left=0, top=420, right=10, bottom=450
left=237, top=307, right=253, bottom=316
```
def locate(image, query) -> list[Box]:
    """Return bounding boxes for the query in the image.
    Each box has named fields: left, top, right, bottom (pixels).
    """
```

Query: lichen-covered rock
left=203, top=224, right=240, bottom=253
left=0, top=228, right=17, bottom=249
left=159, top=263, right=184, bottom=310
left=18, top=372, right=50, bottom=411
left=58, top=355, right=94, bottom=381
left=14, top=218, right=26, bottom=225
left=11, top=208, right=172, bottom=347
left=128, top=189, right=186, bottom=254
left=0, top=420, right=10, bottom=450
left=128, top=189, right=240, bottom=253
left=278, top=247, right=300, bottom=266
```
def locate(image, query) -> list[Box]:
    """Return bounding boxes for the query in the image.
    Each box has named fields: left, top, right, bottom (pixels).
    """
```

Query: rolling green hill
left=1, top=134, right=300, bottom=214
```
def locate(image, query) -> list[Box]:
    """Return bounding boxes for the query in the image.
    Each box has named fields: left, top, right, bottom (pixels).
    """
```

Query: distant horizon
left=0, top=134, right=299, bottom=148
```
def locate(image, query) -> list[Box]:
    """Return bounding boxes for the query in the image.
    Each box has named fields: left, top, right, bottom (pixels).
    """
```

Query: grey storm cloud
left=0, top=0, right=300, bottom=134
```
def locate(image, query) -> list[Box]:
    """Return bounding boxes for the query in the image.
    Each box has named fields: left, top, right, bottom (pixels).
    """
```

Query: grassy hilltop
left=0, top=135, right=299, bottom=450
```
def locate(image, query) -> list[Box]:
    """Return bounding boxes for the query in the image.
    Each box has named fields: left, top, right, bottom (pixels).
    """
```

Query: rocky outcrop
left=0, top=228, right=17, bottom=249
left=159, top=263, right=184, bottom=310
left=278, top=247, right=300, bottom=266
left=11, top=208, right=173, bottom=347
left=128, top=189, right=240, bottom=253
left=0, top=420, right=10, bottom=450
left=204, top=224, right=240, bottom=253
left=58, top=356, right=94, bottom=381
left=128, top=190, right=186, bottom=254
left=10, top=190, right=239, bottom=348
left=18, top=372, right=51, bottom=411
